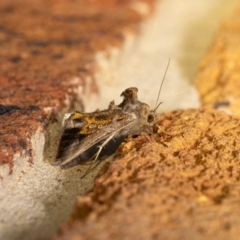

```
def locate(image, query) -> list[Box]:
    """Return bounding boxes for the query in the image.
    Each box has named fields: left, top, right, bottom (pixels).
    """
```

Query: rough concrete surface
left=0, top=0, right=239, bottom=240
left=55, top=109, right=240, bottom=240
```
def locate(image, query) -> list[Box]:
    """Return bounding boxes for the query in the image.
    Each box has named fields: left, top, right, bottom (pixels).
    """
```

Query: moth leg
left=156, top=124, right=171, bottom=135
left=81, top=157, right=102, bottom=178
left=95, top=133, right=115, bottom=159
left=81, top=132, right=116, bottom=178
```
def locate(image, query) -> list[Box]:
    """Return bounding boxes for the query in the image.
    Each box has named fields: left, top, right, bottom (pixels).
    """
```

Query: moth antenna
left=154, top=101, right=163, bottom=112
left=154, top=58, right=170, bottom=112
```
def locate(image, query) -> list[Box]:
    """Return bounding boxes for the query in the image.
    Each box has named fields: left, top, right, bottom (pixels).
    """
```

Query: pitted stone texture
left=55, top=109, right=240, bottom=240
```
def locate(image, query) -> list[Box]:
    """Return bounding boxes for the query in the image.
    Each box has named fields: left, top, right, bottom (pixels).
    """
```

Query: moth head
left=147, top=112, right=155, bottom=124
left=140, top=103, right=156, bottom=124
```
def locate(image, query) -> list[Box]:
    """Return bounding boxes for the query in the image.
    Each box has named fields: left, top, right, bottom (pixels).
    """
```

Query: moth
left=54, top=61, right=169, bottom=175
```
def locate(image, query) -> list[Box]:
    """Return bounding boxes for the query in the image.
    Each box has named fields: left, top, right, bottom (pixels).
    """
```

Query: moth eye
left=98, top=124, right=104, bottom=129
left=147, top=114, right=154, bottom=123
left=89, top=124, right=97, bottom=129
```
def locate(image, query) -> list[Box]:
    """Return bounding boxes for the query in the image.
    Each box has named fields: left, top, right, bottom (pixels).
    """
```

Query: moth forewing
left=62, top=112, right=85, bottom=129
left=55, top=108, right=137, bottom=167
left=54, top=112, right=85, bottom=166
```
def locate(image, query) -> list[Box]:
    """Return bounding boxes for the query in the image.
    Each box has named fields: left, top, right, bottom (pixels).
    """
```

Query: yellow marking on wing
left=71, top=110, right=126, bottom=135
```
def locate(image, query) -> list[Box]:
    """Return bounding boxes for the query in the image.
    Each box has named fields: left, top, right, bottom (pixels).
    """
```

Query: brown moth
left=54, top=60, right=169, bottom=173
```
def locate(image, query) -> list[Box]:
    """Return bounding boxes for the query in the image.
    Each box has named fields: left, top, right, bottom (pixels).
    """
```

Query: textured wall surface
left=0, top=0, right=239, bottom=240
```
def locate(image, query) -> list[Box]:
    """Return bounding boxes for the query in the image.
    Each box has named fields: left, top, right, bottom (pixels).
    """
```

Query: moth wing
left=54, top=113, right=85, bottom=165
left=55, top=112, right=136, bottom=167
